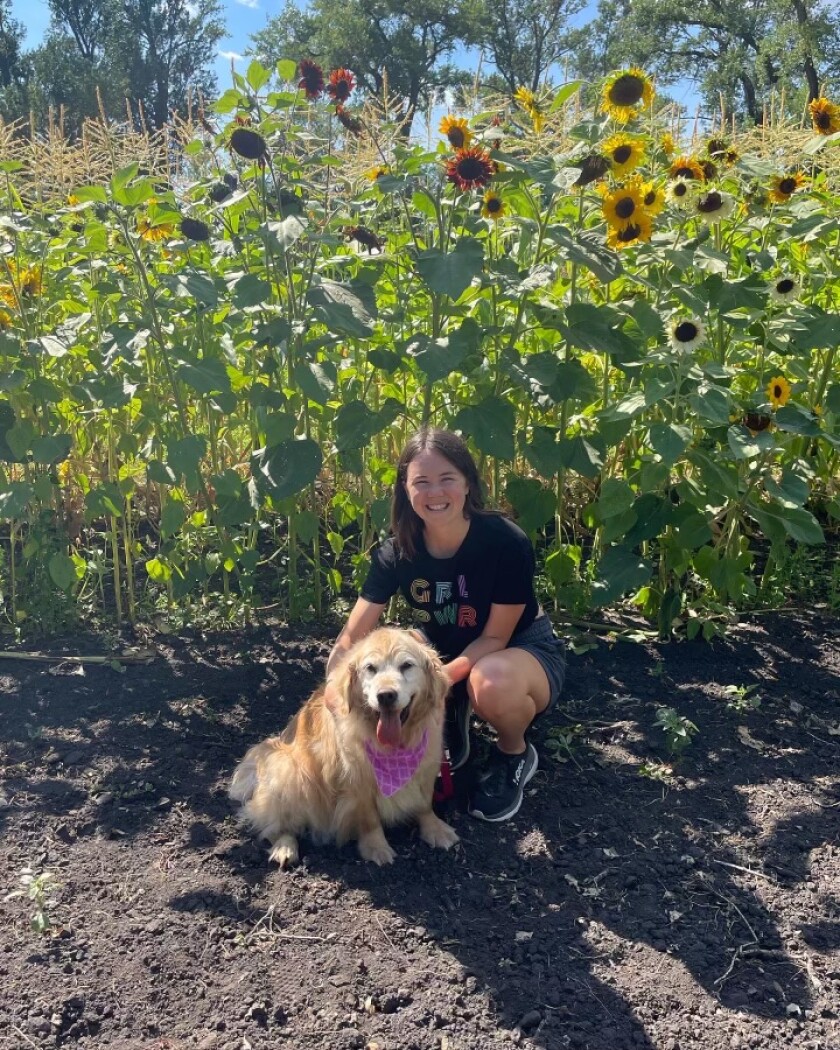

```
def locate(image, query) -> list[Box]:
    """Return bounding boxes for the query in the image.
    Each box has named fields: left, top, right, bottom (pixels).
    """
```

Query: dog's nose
left=376, top=689, right=398, bottom=708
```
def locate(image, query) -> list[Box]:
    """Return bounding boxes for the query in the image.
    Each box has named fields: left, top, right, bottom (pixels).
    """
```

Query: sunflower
left=298, top=59, right=324, bottom=100
left=600, top=67, right=654, bottom=122
left=603, top=133, right=646, bottom=176
left=767, top=375, right=791, bottom=408
left=0, top=283, right=15, bottom=307
left=743, top=411, right=772, bottom=434
left=180, top=218, right=211, bottom=242
left=808, top=96, right=840, bottom=135
left=693, top=189, right=735, bottom=222
left=513, top=85, right=545, bottom=133
left=769, top=275, right=800, bottom=302
left=346, top=225, right=384, bottom=252
left=600, top=177, right=645, bottom=229
left=481, top=190, right=505, bottom=221
left=668, top=178, right=692, bottom=208
left=335, top=106, right=362, bottom=135
left=439, top=115, right=472, bottom=150
left=18, top=266, right=43, bottom=297
left=445, top=146, right=496, bottom=191
left=640, top=180, right=665, bottom=217
left=366, top=165, right=390, bottom=181
left=660, top=132, right=676, bottom=157
left=769, top=171, right=807, bottom=203
left=137, top=218, right=174, bottom=242
left=668, top=315, right=705, bottom=353
left=572, top=153, right=610, bottom=187
left=669, top=155, right=705, bottom=181
left=706, top=137, right=739, bottom=165
left=229, top=127, right=267, bottom=161
left=326, top=68, right=355, bottom=104
left=606, top=213, right=653, bottom=249
left=0, top=308, right=11, bottom=329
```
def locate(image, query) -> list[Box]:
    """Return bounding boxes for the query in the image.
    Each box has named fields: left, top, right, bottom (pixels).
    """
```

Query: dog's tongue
left=376, top=709, right=402, bottom=748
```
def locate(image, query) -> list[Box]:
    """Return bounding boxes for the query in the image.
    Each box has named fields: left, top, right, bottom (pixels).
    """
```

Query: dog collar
left=365, top=730, right=429, bottom=797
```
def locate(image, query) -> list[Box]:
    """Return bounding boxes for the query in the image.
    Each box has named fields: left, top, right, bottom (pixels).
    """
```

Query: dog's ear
left=418, top=640, right=449, bottom=708
left=326, top=657, right=360, bottom=716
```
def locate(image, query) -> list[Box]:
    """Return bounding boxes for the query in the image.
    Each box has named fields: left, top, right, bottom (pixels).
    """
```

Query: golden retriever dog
left=229, top=627, right=459, bottom=867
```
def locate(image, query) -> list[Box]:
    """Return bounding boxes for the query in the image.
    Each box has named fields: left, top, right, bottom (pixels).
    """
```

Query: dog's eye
left=362, top=662, right=377, bottom=675
left=399, top=661, right=415, bottom=673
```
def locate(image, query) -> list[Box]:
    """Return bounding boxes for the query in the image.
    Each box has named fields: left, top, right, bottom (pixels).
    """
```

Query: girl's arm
left=326, top=596, right=386, bottom=677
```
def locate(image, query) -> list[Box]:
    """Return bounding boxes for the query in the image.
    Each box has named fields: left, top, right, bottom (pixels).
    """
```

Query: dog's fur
left=229, top=628, right=459, bottom=867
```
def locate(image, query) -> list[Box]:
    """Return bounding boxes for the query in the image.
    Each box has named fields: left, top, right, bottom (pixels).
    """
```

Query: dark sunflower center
left=617, top=223, right=641, bottom=243
left=615, top=197, right=636, bottom=219
left=675, top=322, right=698, bottom=342
left=609, top=74, right=644, bottom=106
left=613, top=145, right=633, bottom=164
left=815, top=110, right=831, bottom=130
left=486, top=197, right=502, bottom=213
left=773, top=384, right=783, bottom=398
left=644, top=190, right=656, bottom=206
left=448, top=127, right=466, bottom=148
left=777, top=278, right=795, bottom=293
left=457, top=156, right=485, bottom=180
left=779, top=177, right=796, bottom=194
left=698, top=192, right=723, bottom=213
left=707, top=139, right=726, bottom=157
left=674, top=165, right=697, bottom=179
left=673, top=182, right=688, bottom=197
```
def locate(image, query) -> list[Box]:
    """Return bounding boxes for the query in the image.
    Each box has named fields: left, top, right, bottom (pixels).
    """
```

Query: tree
left=473, top=0, right=585, bottom=95
left=250, top=0, right=481, bottom=136
left=0, top=0, right=26, bottom=92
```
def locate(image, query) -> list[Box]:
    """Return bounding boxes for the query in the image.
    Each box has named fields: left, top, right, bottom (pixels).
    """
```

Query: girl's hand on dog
left=444, top=656, right=471, bottom=685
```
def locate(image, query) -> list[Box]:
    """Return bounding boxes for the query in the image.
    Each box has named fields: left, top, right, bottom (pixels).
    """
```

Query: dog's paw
left=269, top=834, right=299, bottom=869
left=358, top=832, right=396, bottom=866
left=419, top=812, right=460, bottom=851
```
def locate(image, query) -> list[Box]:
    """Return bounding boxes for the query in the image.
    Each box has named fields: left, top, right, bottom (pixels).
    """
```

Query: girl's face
left=404, top=449, right=470, bottom=532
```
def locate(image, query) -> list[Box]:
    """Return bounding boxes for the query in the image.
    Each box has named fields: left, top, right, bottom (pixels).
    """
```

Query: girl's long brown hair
left=391, top=428, right=486, bottom=559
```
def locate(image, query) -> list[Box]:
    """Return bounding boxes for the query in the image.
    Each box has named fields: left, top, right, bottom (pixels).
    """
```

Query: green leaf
left=176, top=358, right=231, bottom=395
left=293, top=361, right=335, bottom=405
left=308, top=278, right=375, bottom=337
left=765, top=470, right=809, bottom=508
left=231, top=272, right=272, bottom=309
left=166, top=435, right=206, bottom=479
left=545, top=227, right=623, bottom=284
left=261, top=412, right=296, bottom=446
left=556, top=435, right=604, bottom=477
left=85, top=482, right=123, bottom=520
left=562, top=303, right=639, bottom=366
left=825, top=384, right=840, bottom=414
left=453, top=397, right=515, bottom=459
left=246, top=59, right=272, bottom=91
left=752, top=503, right=824, bottom=545
left=690, top=383, right=732, bottom=425
left=649, top=423, right=691, bottom=464
left=160, top=499, right=186, bottom=537
left=591, top=545, right=652, bottom=606
left=521, top=426, right=563, bottom=477
left=146, top=557, right=173, bottom=583
left=687, top=450, right=740, bottom=501
left=276, top=58, right=298, bottom=82
left=597, top=478, right=635, bottom=519
left=37, top=335, right=68, bottom=358
left=550, top=81, right=583, bottom=111
left=774, top=404, right=821, bottom=436
left=415, top=237, right=484, bottom=300
left=405, top=317, right=481, bottom=382
left=293, top=510, right=320, bottom=544
left=727, top=425, right=775, bottom=460
left=0, top=482, right=34, bottom=519
left=263, top=214, right=307, bottom=252
left=48, top=553, right=79, bottom=590
left=504, top=477, right=555, bottom=534
left=335, top=400, right=381, bottom=451
left=31, top=434, right=72, bottom=464
left=252, top=437, right=322, bottom=500
left=788, top=311, right=840, bottom=351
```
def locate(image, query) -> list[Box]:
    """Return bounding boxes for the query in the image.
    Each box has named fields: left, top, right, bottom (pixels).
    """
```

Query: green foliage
left=655, top=706, right=699, bottom=758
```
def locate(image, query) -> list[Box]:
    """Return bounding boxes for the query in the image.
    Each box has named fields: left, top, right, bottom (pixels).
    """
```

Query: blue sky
left=10, top=0, right=699, bottom=114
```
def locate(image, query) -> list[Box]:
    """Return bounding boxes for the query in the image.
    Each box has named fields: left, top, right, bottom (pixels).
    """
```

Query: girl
left=326, top=428, right=566, bottom=822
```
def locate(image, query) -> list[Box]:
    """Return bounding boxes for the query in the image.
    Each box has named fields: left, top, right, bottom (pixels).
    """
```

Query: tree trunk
left=789, top=0, right=821, bottom=100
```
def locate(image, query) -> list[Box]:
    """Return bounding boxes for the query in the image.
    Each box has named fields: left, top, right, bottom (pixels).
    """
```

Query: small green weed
left=654, top=706, right=699, bottom=759
left=720, top=683, right=761, bottom=713
left=6, top=866, right=60, bottom=934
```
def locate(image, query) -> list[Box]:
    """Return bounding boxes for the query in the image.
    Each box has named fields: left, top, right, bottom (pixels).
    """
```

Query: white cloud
left=218, top=50, right=244, bottom=63
left=235, top=0, right=260, bottom=8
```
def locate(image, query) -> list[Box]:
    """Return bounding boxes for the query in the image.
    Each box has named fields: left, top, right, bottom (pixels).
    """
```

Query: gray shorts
left=447, top=613, right=566, bottom=721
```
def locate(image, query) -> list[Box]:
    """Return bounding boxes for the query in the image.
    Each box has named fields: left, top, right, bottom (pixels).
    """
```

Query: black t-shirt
left=360, top=513, right=539, bottom=659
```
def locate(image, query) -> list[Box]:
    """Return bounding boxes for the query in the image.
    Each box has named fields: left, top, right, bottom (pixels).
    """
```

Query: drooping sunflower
left=298, top=59, right=324, bottom=100
left=808, top=96, right=840, bottom=135
left=439, top=115, right=472, bottom=150
left=335, top=106, right=363, bottom=135
left=769, top=171, right=807, bottom=203
left=366, top=165, right=390, bottom=182
left=18, top=266, right=43, bottom=298
left=572, top=153, right=610, bottom=187
left=660, top=131, right=676, bottom=157
left=669, top=155, right=705, bottom=181
left=769, top=275, right=800, bottom=303
left=600, top=67, right=654, bottom=122
left=180, top=218, right=211, bottom=242
left=668, top=315, right=705, bottom=353
left=640, top=180, right=666, bottom=217
left=481, top=190, right=505, bottom=221
left=603, top=133, right=646, bottom=176
left=693, top=189, right=736, bottom=223
left=326, top=68, right=355, bottom=104
left=668, top=178, right=692, bottom=208
left=513, top=85, right=545, bottom=133
left=0, top=308, right=11, bottom=329
left=445, top=146, right=496, bottom=192
left=743, top=410, right=772, bottom=434
left=137, top=218, right=174, bottom=242
left=767, top=375, right=791, bottom=408
left=600, top=177, right=645, bottom=229
left=606, top=213, right=653, bottom=249
left=705, top=137, right=738, bottom=165
left=345, top=225, right=384, bottom=252
left=229, top=127, right=267, bottom=161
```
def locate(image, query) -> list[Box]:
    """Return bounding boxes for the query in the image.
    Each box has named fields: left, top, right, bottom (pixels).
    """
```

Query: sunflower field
left=1, top=60, right=839, bottom=637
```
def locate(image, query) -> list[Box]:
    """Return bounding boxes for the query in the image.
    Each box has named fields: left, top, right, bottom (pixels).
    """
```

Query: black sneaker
left=445, top=686, right=471, bottom=771
left=468, top=743, right=538, bottom=822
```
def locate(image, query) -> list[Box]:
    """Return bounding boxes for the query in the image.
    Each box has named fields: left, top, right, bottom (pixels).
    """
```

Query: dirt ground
left=1, top=610, right=839, bottom=1050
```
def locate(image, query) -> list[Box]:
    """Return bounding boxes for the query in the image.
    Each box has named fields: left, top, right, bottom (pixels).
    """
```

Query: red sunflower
left=298, top=59, right=324, bottom=100
left=326, top=68, right=355, bottom=104
left=445, top=146, right=496, bottom=191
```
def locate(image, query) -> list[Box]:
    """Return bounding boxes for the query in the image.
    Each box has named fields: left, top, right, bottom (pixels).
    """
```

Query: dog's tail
left=229, top=750, right=259, bottom=804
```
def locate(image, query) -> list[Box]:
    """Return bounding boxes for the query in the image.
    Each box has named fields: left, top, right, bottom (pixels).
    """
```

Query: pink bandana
left=365, top=731, right=429, bottom=797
